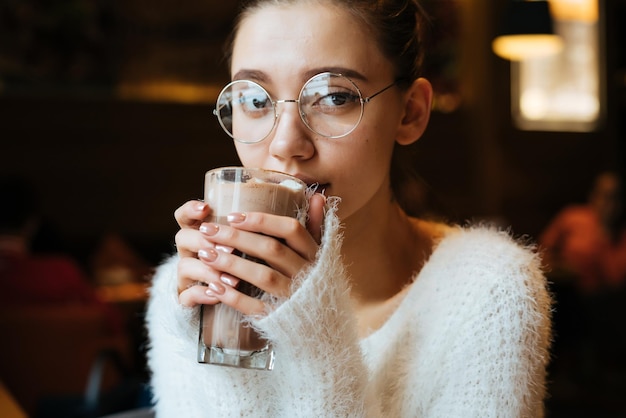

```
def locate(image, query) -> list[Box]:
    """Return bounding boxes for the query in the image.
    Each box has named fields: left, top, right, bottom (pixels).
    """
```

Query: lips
left=305, top=182, right=329, bottom=195
left=288, top=173, right=329, bottom=194
left=300, top=179, right=329, bottom=194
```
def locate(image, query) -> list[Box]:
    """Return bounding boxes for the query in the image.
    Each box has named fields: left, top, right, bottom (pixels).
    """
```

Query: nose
left=268, top=100, right=315, bottom=161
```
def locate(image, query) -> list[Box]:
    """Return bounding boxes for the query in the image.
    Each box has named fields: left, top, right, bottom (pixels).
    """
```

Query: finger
left=174, top=200, right=212, bottom=229
left=175, top=227, right=217, bottom=258
left=178, top=284, right=220, bottom=307
left=307, top=193, right=326, bottom=244
left=177, top=256, right=222, bottom=294
left=198, top=246, right=292, bottom=297
left=226, top=212, right=319, bottom=261
left=205, top=280, right=267, bottom=316
left=201, top=221, right=308, bottom=278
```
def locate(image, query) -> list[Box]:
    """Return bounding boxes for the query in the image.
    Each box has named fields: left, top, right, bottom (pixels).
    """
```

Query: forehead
left=231, top=3, right=392, bottom=82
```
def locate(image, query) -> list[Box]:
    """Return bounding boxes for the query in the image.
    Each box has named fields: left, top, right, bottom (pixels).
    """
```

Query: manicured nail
left=220, top=273, right=240, bottom=287
left=227, top=212, right=246, bottom=223
left=215, top=245, right=234, bottom=253
left=196, top=202, right=207, bottom=211
left=200, top=223, right=219, bottom=235
left=203, top=286, right=218, bottom=299
left=208, top=281, right=225, bottom=295
left=198, top=248, right=217, bottom=261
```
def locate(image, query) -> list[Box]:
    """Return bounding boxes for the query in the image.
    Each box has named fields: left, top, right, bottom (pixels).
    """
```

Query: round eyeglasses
left=213, top=72, right=398, bottom=144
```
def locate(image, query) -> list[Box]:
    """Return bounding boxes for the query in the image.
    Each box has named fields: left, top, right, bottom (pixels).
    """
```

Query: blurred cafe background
left=1, top=0, right=625, bottom=417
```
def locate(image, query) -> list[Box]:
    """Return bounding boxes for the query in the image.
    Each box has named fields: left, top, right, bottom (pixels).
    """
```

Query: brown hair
left=227, top=0, right=429, bottom=80
left=225, top=0, right=432, bottom=216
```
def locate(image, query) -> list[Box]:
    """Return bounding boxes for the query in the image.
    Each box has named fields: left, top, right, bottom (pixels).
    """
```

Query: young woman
left=146, top=0, right=552, bottom=416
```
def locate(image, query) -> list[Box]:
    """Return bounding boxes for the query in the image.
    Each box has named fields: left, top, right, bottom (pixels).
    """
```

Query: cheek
left=331, top=139, right=392, bottom=196
left=234, top=143, right=268, bottom=167
left=354, top=120, right=397, bottom=164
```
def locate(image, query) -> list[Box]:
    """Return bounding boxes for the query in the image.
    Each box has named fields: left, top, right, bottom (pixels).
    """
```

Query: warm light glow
left=520, top=86, right=599, bottom=121
left=512, top=15, right=601, bottom=131
left=492, top=34, right=563, bottom=61
left=116, top=81, right=221, bottom=103
left=548, top=0, right=598, bottom=22
left=519, top=88, right=549, bottom=119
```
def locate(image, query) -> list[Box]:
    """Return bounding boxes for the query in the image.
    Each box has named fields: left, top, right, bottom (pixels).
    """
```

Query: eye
left=236, top=90, right=272, bottom=118
left=321, top=92, right=357, bottom=106
left=312, top=89, right=361, bottom=114
left=238, top=92, right=269, bottom=109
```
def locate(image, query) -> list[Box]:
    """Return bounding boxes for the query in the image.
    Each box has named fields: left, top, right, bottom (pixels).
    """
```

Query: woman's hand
left=174, top=194, right=326, bottom=315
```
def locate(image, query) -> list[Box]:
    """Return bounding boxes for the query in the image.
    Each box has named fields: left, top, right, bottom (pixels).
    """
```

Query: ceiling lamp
left=548, top=0, right=598, bottom=22
left=492, top=0, right=563, bottom=61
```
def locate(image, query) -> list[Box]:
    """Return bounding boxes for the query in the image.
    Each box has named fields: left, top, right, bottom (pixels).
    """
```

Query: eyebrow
left=305, top=67, right=368, bottom=82
left=231, top=67, right=368, bottom=84
left=232, top=69, right=269, bottom=83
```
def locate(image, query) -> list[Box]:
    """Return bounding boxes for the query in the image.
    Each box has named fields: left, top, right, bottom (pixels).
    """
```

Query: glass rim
left=204, top=166, right=308, bottom=198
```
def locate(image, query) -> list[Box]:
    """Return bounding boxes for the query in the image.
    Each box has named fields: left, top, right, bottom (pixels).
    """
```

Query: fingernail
left=220, top=273, right=240, bottom=287
left=196, top=202, right=207, bottom=211
left=227, top=212, right=246, bottom=223
left=200, top=223, right=219, bottom=235
left=215, top=245, right=234, bottom=253
left=208, top=281, right=225, bottom=295
left=198, top=248, right=218, bottom=261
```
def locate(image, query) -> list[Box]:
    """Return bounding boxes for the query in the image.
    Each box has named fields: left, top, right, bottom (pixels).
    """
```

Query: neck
left=340, top=196, right=431, bottom=308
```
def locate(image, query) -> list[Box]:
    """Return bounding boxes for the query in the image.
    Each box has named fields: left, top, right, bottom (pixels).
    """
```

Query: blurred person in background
left=540, top=171, right=626, bottom=294
left=540, top=171, right=626, bottom=394
left=0, top=176, right=122, bottom=331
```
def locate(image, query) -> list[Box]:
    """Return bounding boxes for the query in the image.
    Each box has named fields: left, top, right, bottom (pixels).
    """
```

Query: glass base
left=197, top=344, right=275, bottom=370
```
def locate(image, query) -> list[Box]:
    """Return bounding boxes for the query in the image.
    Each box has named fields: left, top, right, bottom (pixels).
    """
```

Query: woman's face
left=230, top=3, right=408, bottom=220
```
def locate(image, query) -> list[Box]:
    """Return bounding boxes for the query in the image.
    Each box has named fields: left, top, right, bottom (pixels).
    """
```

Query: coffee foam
left=206, top=178, right=306, bottom=220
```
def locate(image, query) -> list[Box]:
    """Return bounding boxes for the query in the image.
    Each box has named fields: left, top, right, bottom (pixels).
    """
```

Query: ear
left=396, top=78, right=433, bottom=146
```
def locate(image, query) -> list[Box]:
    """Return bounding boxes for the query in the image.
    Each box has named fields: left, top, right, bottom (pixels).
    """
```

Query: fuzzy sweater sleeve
left=251, top=200, right=378, bottom=417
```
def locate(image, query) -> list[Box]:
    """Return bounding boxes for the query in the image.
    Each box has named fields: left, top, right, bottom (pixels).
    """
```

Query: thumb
left=307, top=193, right=326, bottom=244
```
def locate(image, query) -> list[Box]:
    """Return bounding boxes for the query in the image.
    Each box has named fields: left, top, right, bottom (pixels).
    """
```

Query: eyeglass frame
left=213, top=72, right=401, bottom=144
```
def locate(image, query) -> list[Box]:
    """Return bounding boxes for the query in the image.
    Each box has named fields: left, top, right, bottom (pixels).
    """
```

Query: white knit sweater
left=146, top=206, right=552, bottom=417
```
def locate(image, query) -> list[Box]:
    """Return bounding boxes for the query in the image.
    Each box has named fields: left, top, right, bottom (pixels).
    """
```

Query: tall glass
left=197, top=167, right=307, bottom=370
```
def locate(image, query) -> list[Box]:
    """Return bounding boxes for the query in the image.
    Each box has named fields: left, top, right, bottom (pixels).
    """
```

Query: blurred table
left=96, top=282, right=150, bottom=304
left=96, top=281, right=151, bottom=380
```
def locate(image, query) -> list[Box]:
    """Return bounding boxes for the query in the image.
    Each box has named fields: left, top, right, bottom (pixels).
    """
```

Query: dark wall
left=0, top=97, right=240, bottom=265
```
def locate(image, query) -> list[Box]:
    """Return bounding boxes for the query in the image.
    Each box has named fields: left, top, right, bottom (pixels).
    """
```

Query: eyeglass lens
left=215, top=73, right=365, bottom=143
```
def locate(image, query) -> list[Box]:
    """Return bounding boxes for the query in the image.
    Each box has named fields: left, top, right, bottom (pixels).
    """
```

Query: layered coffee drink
left=197, top=167, right=306, bottom=370
left=207, top=176, right=306, bottom=228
